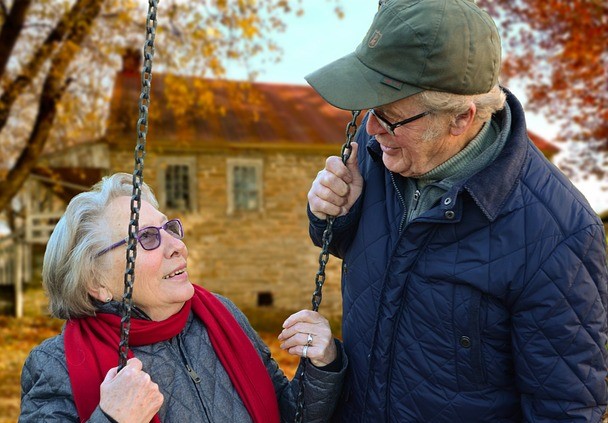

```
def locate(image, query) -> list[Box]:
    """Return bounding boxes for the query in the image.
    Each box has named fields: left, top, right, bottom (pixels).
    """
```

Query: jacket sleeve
left=217, top=295, right=348, bottom=423
left=510, top=223, right=608, bottom=422
left=20, top=338, right=113, bottom=423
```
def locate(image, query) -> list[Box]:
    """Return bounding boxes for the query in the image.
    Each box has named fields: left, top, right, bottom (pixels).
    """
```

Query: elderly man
left=305, top=0, right=608, bottom=421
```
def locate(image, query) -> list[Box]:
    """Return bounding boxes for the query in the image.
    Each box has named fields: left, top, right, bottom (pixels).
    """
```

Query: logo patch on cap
left=368, top=30, right=382, bottom=48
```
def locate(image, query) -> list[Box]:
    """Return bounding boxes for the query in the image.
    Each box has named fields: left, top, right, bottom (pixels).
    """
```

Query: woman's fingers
left=278, top=310, right=337, bottom=366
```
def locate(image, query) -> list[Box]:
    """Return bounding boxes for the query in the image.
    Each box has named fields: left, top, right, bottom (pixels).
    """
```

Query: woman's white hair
left=417, top=85, right=506, bottom=142
left=43, top=173, right=158, bottom=319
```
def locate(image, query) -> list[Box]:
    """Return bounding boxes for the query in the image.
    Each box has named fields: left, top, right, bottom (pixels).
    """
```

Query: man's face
left=366, top=97, right=452, bottom=177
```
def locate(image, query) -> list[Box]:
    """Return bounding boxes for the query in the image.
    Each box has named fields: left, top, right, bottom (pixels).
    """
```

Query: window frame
left=226, top=158, right=264, bottom=214
left=156, top=156, right=198, bottom=213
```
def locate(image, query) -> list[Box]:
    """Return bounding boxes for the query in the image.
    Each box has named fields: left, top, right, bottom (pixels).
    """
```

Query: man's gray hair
left=419, top=85, right=506, bottom=122
left=417, top=85, right=506, bottom=142
left=43, top=173, right=158, bottom=319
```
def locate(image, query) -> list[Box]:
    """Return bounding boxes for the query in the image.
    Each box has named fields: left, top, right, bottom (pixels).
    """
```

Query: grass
left=0, top=286, right=330, bottom=422
left=0, top=287, right=63, bottom=422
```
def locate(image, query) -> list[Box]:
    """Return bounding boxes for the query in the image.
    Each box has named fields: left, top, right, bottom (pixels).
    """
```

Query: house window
left=157, top=157, right=197, bottom=212
left=165, top=165, right=191, bottom=210
left=227, top=158, right=263, bottom=214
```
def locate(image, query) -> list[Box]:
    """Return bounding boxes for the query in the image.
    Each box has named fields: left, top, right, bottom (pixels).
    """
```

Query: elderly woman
left=20, top=173, right=346, bottom=423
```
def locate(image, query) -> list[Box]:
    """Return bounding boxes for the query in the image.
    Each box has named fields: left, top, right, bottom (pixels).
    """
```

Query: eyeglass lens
left=138, top=219, right=183, bottom=250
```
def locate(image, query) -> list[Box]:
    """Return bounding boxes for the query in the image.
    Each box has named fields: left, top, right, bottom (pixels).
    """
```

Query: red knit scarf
left=64, top=284, right=280, bottom=423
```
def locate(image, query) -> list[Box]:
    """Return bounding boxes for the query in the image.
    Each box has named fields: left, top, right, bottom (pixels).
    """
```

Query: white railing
left=0, top=235, right=16, bottom=287
left=0, top=234, right=25, bottom=317
left=26, top=212, right=63, bottom=244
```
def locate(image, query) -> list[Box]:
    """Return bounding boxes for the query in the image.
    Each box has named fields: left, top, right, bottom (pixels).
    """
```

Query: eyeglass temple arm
left=96, top=238, right=128, bottom=258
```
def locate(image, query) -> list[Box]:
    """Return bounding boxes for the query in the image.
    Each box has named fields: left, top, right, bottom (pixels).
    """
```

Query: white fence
left=0, top=234, right=28, bottom=317
left=0, top=235, right=17, bottom=287
left=26, top=212, right=63, bottom=244
left=0, top=211, right=61, bottom=317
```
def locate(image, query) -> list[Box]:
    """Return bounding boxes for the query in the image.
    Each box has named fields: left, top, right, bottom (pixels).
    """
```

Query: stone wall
left=110, top=148, right=344, bottom=317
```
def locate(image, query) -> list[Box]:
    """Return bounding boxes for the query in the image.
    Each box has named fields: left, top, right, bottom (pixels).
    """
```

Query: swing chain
left=118, top=0, right=159, bottom=371
left=294, top=110, right=360, bottom=423
left=311, top=110, right=360, bottom=312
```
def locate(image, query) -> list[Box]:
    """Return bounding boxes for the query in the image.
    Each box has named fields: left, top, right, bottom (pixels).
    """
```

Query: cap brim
left=305, top=52, right=423, bottom=111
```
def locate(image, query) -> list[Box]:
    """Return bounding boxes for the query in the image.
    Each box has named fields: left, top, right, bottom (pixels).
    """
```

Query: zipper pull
left=185, top=364, right=202, bottom=383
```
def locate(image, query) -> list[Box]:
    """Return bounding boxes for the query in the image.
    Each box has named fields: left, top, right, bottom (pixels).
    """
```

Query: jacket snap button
left=460, top=336, right=472, bottom=348
left=444, top=210, right=455, bottom=219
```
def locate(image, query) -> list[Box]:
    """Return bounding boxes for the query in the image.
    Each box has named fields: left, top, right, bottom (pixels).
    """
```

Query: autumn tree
left=477, top=0, right=608, bottom=180
left=0, top=0, right=342, bottom=214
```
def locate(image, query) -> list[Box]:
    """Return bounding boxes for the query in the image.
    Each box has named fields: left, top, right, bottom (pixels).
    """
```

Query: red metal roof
left=528, top=131, right=559, bottom=156
left=106, top=72, right=558, bottom=156
left=106, top=73, right=355, bottom=150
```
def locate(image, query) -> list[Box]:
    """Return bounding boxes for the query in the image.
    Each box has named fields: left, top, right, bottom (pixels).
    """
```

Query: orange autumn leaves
left=477, top=0, right=608, bottom=177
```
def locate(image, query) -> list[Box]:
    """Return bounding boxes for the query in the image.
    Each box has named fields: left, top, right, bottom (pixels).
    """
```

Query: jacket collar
left=462, top=88, right=528, bottom=222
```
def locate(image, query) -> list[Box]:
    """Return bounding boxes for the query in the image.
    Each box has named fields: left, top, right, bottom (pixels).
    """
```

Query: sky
left=227, top=1, right=607, bottom=214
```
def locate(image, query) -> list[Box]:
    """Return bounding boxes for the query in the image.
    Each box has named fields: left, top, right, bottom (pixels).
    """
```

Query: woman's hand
left=278, top=310, right=337, bottom=367
left=99, top=357, right=164, bottom=423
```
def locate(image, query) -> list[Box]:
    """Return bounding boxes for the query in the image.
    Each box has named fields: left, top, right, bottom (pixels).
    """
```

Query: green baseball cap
left=305, top=0, right=501, bottom=110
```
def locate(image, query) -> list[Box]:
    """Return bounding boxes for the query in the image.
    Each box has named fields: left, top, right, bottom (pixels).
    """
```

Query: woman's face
left=100, top=196, right=194, bottom=321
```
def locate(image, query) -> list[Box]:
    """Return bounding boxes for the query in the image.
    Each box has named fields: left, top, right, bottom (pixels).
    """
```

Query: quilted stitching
left=311, top=92, right=608, bottom=422
left=20, top=296, right=347, bottom=422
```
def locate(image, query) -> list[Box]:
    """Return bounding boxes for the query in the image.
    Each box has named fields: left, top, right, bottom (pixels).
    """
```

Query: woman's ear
left=88, top=285, right=112, bottom=303
left=450, top=103, right=477, bottom=136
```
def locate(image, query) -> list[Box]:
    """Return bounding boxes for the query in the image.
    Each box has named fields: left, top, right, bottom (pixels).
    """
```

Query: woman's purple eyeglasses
left=96, top=219, right=184, bottom=257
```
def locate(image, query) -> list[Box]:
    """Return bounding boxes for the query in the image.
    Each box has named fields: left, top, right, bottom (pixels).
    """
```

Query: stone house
left=1, top=56, right=560, bottom=317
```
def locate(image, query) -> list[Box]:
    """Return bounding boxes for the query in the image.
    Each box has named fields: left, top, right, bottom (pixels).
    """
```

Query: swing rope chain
left=293, top=110, right=360, bottom=423
left=118, top=0, right=159, bottom=372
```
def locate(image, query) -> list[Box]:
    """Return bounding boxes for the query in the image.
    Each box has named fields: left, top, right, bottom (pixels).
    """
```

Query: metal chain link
left=118, top=0, right=159, bottom=372
left=294, top=110, right=360, bottom=423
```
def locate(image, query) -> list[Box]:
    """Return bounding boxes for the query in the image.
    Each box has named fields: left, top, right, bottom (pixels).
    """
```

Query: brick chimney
left=121, top=49, right=142, bottom=76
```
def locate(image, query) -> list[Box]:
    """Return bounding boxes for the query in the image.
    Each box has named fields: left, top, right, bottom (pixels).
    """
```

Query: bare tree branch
left=0, top=0, right=104, bottom=212
left=0, top=0, right=100, bottom=133
left=0, top=1, right=7, bottom=24
left=0, top=0, right=33, bottom=77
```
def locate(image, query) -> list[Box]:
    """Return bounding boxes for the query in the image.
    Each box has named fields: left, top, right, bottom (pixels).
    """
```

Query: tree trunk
left=0, top=0, right=101, bottom=133
left=0, top=0, right=105, bottom=213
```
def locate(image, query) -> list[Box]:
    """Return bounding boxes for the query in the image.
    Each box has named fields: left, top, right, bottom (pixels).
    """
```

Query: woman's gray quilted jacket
left=20, top=295, right=347, bottom=422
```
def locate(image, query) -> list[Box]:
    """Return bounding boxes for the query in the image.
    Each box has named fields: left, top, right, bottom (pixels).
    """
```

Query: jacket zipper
left=384, top=225, right=440, bottom=421
left=177, top=340, right=202, bottom=383
left=174, top=336, right=212, bottom=422
left=390, top=172, right=408, bottom=233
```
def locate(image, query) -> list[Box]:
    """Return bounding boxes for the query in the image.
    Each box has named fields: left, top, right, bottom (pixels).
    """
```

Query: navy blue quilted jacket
left=309, top=90, right=608, bottom=422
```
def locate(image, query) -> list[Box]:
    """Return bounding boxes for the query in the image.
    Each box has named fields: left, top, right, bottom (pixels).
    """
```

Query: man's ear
left=450, top=103, right=477, bottom=136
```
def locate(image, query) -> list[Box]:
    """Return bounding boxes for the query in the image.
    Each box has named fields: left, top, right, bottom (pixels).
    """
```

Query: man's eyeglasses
left=369, top=108, right=431, bottom=135
left=96, top=219, right=184, bottom=257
